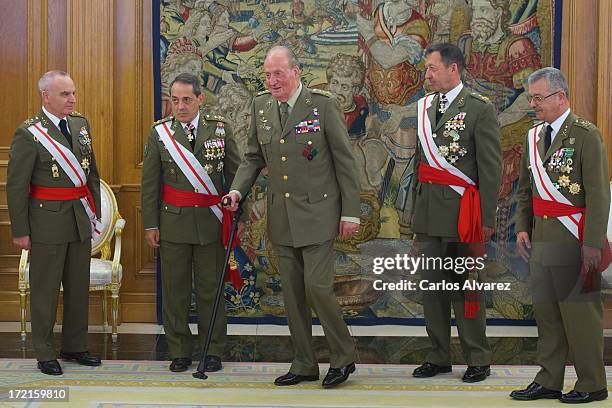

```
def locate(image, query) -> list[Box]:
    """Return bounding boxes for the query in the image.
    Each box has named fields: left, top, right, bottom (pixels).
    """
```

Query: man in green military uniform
left=141, top=73, right=241, bottom=373
left=510, top=68, right=609, bottom=404
left=409, top=43, right=502, bottom=383
left=224, top=46, right=360, bottom=388
left=7, top=70, right=102, bottom=375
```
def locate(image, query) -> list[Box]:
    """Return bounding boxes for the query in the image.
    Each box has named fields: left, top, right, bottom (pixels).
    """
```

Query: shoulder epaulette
left=153, top=115, right=173, bottom=126
left=69, top=111, right=86, bottom=118
left=468, top=92, right=490, bottom=103
left=204, top=113, right=226, bottom=122
left=574, top=117, right=596, bottom=131
left=23, top=116, right=41, bottom=126
left=311, top=89, right=332, bottom=97
left=255, top=90, right=271, bottom=97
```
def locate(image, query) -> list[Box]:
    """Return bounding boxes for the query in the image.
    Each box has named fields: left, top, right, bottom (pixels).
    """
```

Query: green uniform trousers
left=29, top=239, right=91, bottom=362
left=275, top=239, right=355, bottom=375
left=160, top=240, right=227, bottom=359
left=415, top=233, right=491, bottom=366
left=530, top=261, right=606, bottom=392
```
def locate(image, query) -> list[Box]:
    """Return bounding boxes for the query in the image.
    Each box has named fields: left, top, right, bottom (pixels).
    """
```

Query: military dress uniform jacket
left=515, top=112, right=610, bottom=266
left=7, top=111, right=101, bottom=243
left=410, top=87, right=502, bottom=238
left=141, top=112, right=240, bottom=245
left=230, top=87, right=360, bottom=248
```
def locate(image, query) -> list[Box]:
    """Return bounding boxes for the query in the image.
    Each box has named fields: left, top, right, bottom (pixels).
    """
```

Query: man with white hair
left=512, top=67, right=609, bottom=403
left=7, top=70, right=102, bottom=375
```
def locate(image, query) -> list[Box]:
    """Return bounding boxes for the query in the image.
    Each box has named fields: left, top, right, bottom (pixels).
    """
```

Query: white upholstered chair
left=18, top=179, right=125, bottom=342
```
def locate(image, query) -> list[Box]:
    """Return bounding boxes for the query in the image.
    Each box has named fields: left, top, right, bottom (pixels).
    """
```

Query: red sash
left=30, top=185, right=97, bottom=219
left=418, top=162, right=485, bottom=318
left=533, top=196, right=612, bottom=292
left=161, top=184, right=243, bottom=289
left=418, top=162, right=483, bottom=245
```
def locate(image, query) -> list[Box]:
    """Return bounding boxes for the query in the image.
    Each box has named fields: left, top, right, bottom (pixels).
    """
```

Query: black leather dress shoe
left=59, top=351, right=101, bottom=366
left=274, top=372, right=319, bottom=386
left=169, top=357, right=192, bottom=372
left=560, top=388, right=608, bottom=404
left=322, top=362, right=356, bottom=388
left=412, top=362, right=452, bottom=378
left=37, top=359, right=63, bottom=376
left=204, top=355, right=222, bottom=372
left=462, top=365, right=491, bottom=383
left=510, top=382, right=562, bottom=400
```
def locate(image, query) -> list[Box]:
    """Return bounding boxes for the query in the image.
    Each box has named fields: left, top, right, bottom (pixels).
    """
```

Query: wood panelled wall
left=0, top=0, right=610, bottom=324
left=0, top=0, right=156, bottom=323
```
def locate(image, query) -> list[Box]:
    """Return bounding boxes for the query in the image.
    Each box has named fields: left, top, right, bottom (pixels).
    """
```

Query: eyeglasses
left=526, top=90, right=562, bottom=104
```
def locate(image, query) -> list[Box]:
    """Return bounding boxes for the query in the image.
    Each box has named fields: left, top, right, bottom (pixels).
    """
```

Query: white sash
left=28, top=122, right=102, bottom=237
left=416, top=94, right=476, bottom=196
left=155, top=121, right=223, bottom=223
left=527, top=124, right=581, bottom=239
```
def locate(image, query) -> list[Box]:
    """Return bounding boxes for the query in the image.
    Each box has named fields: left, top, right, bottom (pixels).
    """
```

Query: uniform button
left=164, top=206, right=168, bottom=210
left=323, top=193, right=328, bottom=198
left=39, top=203, right=43, bottom=208
left=543, top=215, right=548, bottom=219
left=194, top=205, right=199, bottom=208
left=283, top=175, right=288, bottom=181
left=280, top=139, right=285, bottom=144
left=281, top=156, right=287, bottom=161
left=308, top=141, right=312, bottom=145
left=194, top=188, right=198, bottom=192
left=284, top=193, right=290, bottom=198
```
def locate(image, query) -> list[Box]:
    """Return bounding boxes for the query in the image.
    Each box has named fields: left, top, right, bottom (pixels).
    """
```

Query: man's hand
left=483, top=226, right=494, bottom=242
left=222, top=192, right=241, bottom=211
left=13, top=235, right=31, bottom=251
left=339, top=221, right=359, bottom=237
left=582, top=245, right=602, bottom=272
left=516, top=231, right=531, bottom=262
left=145, top=229, right=160, bottom=248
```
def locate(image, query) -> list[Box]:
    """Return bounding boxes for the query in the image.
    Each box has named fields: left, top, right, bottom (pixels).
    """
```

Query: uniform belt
left=30, top=184, right=97, bottom=216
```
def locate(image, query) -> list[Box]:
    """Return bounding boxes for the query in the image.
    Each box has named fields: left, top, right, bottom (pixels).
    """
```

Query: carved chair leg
left=111, top=288, right=119, bottom=343
left=19, top=290, right=27, bottom=342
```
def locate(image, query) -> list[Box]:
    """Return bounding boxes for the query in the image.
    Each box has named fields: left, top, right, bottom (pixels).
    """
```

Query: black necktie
left=279, top=102, right=289, bottom=128
left=185, top=123, right=196, bottom=149
left=58, top=119, right=72, bottom=148
left=544, top=124, right=553, bottom=153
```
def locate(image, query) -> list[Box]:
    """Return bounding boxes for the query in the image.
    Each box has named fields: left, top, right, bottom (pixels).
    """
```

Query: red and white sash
left=527, top=124, right=581, bottom=239
left=28, top=122, right=102, bottom=237
left=155, top=120, right=224, bottom=223
left=417, top=94, right=476, bottom=194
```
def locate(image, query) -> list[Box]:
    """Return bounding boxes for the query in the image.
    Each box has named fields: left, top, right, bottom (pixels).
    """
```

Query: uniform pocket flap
left=161, top=203, right=182, bottom=214
left=308, top=189, right=332, bottom=204
left=30, top=199, right=61, bottom=212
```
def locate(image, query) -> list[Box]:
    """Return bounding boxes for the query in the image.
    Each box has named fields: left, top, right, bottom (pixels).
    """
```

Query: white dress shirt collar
left=180, top=112, right=200, bottom=135
left=546, top=108, right=571, bottom=142
left=42, top=106, right=68, bottom=133
left=441, top=82, right=464, bottom=107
